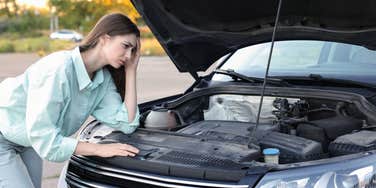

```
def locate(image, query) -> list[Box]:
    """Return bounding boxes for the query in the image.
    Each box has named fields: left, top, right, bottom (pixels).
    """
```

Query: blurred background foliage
left=0, top=0, right=165, bottom=56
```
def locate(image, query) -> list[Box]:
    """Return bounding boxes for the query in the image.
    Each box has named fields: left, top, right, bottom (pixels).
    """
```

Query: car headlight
left=256, top=152, right=376, bottom=188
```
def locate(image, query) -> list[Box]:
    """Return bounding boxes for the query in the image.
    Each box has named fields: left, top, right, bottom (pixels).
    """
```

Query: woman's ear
left=99, top=34, right=111, bottom=46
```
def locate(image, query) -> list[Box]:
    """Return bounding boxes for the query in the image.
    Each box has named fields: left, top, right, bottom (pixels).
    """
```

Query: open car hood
left=131, top=0, right=376, bottom=77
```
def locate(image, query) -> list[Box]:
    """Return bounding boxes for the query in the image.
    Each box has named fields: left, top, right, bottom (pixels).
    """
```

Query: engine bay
left=82, top=91, right=376, bottom=181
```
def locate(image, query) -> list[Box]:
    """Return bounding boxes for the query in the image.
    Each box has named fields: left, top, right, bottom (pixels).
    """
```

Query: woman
left=0, top=13, right=141, bottom=188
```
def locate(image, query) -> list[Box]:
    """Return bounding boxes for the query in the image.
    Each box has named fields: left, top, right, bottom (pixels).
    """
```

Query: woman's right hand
left=75, top=142, right=139, bottom=158
left=125, top=37, right=141, bottom=71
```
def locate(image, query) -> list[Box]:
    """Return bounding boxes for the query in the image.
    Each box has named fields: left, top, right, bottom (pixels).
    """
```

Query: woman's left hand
left=125, top=38, right=141, bottom=71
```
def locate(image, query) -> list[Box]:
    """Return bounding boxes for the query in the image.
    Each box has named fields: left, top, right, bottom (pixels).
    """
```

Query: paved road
left=0, top=53, right=194, bottom=187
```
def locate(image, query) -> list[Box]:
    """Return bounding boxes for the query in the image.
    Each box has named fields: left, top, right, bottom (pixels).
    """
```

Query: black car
left=61, top=0, right=376, bottom=187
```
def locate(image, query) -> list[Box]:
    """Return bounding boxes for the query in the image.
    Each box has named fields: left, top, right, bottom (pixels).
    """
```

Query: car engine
left=138, top=94, right=374, bottom=163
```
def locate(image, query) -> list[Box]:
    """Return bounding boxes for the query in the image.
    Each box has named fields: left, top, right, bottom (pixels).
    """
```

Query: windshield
left=212, top=40, right=376, bottom=85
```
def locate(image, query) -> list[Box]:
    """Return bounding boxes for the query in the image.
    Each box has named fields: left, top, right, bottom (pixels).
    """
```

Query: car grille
left=66, top=155, right=252, bottom=188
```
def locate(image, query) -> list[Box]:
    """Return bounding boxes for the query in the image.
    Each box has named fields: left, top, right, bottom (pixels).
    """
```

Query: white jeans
left=0, top=133, right=42, bottom=188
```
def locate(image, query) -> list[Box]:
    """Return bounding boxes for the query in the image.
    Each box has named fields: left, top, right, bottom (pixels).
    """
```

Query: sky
left=17, top=0, right=47, bottom=8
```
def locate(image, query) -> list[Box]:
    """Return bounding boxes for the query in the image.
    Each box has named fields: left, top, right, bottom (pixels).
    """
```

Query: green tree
left=0, top=0, right=49, bottom=35
left=0, top=0, right=18, bottom=17
left=48, top=0, right=141, bottom=32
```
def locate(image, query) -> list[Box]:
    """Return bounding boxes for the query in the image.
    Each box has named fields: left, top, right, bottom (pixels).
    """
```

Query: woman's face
left=102, top=33, right=138, bottom=69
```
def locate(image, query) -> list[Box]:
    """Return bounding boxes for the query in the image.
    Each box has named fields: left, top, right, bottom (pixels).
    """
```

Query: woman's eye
left=122, top=44, right=130, bottom=49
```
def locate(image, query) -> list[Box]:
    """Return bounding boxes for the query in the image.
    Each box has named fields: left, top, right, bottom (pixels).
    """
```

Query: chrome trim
left=70, top=156, right=250, bottom=188
left=67, top=173, right=105, bottom=188
left=69, top=168, right=199, bottom=188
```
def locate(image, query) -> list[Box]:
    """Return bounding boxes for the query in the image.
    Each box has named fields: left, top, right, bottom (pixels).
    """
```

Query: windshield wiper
left=271, top=74, right=376, bottom=89
left=213, top=69, right=289, bottom=86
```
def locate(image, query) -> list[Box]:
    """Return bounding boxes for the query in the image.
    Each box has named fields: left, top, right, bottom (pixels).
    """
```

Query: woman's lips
left=119, top=60, right=125, bottom=65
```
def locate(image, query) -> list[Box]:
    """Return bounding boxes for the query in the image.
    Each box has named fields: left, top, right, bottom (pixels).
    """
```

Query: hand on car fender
left=75, top=142, right=139, bottom=158
left=95, top=143, right=140, bottom=157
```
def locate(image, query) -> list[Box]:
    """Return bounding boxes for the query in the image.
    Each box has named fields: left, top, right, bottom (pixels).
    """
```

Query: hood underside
left=131, top=0, right=376, bottom=74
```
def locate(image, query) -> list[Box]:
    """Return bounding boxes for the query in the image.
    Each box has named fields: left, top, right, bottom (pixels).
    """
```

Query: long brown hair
left=79, top=13, right=140, bottom=101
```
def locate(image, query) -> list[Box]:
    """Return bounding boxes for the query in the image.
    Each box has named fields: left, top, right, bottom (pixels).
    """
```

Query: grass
left=0, top=40, right=15, bottom=52
left=0, top=23, right=166, bottom=55
left=0, top=33, right=76, bottom=56
left=0, top=34, right=165, bottom=56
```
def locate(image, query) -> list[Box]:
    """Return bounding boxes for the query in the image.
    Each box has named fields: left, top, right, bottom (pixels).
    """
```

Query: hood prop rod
left=250, top=0, right=283, bottom=140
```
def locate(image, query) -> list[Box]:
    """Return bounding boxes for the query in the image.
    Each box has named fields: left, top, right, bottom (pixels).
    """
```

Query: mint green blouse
left=0, top=47, right=140, bottom=162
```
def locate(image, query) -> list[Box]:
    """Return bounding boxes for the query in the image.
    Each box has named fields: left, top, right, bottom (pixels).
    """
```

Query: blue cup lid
left=263, top=148, right=280, bottom=155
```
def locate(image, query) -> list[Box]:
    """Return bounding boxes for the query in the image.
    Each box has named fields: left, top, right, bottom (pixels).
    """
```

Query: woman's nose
left=124, top=49, right=132, bottom=60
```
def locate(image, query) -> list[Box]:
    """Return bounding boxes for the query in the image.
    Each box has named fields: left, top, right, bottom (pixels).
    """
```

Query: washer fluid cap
left=263, top=148, right=280, bottom=155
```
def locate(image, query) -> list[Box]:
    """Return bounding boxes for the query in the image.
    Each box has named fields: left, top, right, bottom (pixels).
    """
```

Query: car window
left=59, top=30, right=73, bottom=34
left=213, top=40, right=376, bottom=84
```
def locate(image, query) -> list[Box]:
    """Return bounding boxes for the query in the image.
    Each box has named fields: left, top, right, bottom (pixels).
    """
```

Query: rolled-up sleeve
left=25, top=70, right=78, bottom=162
left=92, top=78, right=140, bottom=134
